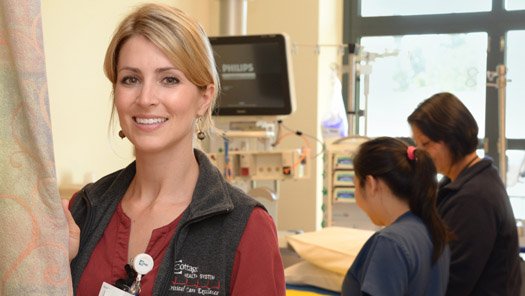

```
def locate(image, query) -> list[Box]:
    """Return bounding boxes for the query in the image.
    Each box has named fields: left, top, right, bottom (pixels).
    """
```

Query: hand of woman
left=61, top=199, right=80, bottom=262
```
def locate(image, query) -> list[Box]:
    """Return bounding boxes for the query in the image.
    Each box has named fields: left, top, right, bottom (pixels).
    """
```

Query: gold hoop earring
left=118, top=130, right=126, bottom=139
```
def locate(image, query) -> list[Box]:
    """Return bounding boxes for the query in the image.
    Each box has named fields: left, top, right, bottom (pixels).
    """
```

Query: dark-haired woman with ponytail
left=341, top=137, right=451, bottom=296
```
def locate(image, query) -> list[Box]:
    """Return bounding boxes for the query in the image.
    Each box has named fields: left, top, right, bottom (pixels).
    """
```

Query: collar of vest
left=184, top=149, right=235, bottom=220
left=81, top=149, right=235, bottom=222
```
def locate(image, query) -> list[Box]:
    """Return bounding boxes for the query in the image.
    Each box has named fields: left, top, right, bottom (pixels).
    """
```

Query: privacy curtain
left=0, top=0, right=71, bottom=294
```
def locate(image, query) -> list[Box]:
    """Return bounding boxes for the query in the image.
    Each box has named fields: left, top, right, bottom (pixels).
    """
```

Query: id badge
left=98, top=282, right=134, bottom=296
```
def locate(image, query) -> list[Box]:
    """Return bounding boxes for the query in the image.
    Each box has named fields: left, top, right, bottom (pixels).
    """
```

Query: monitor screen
left=209, top=34, right=295, bottom=117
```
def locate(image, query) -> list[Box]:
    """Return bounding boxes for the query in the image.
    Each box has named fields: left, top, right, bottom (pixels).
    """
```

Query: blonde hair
left=104, top=3, right=219, bottom=132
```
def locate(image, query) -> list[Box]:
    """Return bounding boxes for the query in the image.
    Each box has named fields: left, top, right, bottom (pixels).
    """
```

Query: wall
left=243, top=1, right=318, bottom=232
left=43, top=0, right=344, bottom=232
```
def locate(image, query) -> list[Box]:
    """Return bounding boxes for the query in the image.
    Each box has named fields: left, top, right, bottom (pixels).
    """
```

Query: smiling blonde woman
left=62, top=4, right=285, bottom=295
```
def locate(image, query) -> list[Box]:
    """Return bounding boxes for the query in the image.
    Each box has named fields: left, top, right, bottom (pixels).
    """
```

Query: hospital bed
left=280, top=227, right=375, bottom=295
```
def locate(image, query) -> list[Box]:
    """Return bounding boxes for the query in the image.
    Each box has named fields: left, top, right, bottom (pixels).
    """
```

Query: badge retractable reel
left=128, top=253, right=154, bottom=295
left=98, top=253, right=154, bottom=296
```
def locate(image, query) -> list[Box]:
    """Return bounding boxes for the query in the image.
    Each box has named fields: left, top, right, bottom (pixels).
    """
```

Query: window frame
left=343, top=0, right=525, bottom=173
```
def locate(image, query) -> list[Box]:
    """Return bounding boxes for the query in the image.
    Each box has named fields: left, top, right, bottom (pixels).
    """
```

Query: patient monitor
left=209, top=33, right=296, bottom=118
left=207, top=33, right=302, bottom=167
left=206, top=34, right=305, bottom=224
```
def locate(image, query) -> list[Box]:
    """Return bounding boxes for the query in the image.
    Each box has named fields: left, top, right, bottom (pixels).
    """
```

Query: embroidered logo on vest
left=169, top=260, right=221, bottom=295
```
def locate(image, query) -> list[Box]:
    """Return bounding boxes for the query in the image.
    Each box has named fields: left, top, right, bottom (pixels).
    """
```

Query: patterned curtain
left=0, top=0, right=71, bottom=294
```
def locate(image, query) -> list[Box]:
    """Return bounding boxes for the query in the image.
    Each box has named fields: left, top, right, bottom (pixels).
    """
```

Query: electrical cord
left=272, top=120, right=325, bottom=159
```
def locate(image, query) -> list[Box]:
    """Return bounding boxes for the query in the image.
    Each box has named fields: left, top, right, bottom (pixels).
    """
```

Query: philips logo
left=222, top=63, right=254, bottom=73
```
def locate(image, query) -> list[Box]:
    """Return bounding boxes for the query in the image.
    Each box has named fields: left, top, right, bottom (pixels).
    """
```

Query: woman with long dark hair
left=342, top=137, right=450, bottom=296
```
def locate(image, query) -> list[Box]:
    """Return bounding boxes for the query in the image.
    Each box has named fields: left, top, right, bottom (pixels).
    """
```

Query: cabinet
left=323, top=137, right=374, bottom=229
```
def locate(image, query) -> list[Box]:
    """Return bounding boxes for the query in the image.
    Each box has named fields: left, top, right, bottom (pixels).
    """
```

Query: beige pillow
left=285, top=260, right=344, bottom=292
left=286, top=227, right=375, bottom=276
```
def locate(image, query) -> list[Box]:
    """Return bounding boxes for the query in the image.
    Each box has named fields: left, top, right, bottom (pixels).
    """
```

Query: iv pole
left=487, top=64, right=508, bottom=185
left=345, top=47, right=398, bottom=136
left=497, top=64, right=507, bottom=186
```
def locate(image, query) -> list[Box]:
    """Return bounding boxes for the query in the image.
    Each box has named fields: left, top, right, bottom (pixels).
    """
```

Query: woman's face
left=114, top=35, right=212, bottom=154
left=411, top=125, right=452, bottom=176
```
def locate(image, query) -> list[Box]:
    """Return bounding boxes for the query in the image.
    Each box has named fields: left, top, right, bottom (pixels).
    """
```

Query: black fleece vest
left=153, top=189, right=258, bottom=295
left=70, top=150, right=262, bottom=296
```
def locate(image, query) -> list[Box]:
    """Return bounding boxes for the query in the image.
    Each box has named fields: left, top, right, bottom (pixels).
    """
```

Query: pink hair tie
left=407, top=146, right=416, bottom=160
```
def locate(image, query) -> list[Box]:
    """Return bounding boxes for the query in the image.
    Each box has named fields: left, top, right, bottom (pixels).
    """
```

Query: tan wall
left=43, top=0, right=343, bottom=232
